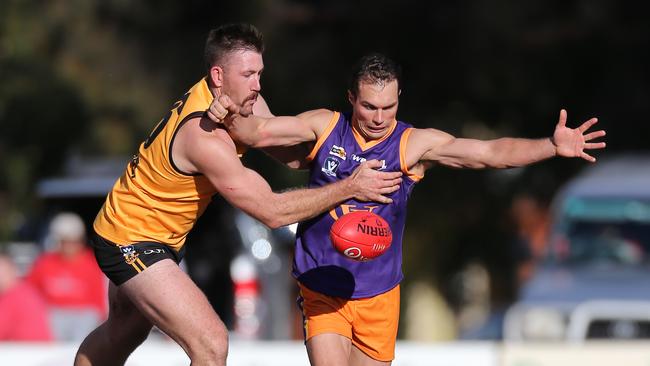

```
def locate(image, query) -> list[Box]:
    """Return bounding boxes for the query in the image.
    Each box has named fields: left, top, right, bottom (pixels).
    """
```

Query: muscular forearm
left=485, top=137, right=557, bottom=168
left=230, top=115, right=309, bottom=148
left=227, top=116, right=267, bottom=147
left=262, top=180, right=354, bottom=228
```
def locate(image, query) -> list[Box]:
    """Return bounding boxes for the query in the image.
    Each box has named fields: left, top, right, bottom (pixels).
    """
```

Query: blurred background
left=1, top=0, right=649, bottom=363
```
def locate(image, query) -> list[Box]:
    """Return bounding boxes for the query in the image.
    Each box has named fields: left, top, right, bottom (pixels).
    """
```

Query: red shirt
left=0, top=282, right=53, bottom=341
left=26, top=248, right=107, bottom=317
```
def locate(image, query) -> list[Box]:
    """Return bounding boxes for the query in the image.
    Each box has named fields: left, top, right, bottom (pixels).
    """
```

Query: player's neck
left=212, top=86, right=222, bottom=98
left=351, top=119, right=397, bottom=144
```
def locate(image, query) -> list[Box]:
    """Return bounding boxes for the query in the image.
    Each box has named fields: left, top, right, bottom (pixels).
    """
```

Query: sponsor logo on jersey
left=321, top=157, right=340, bottom=177
left=351, top=155, right=387, bottom=170
left=329, top=145, right=347, bottom=160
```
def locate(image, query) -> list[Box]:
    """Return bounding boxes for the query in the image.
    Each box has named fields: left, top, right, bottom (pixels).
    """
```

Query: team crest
left=321, top=157, right=340, bottom=177
left=329, top=204, right=378, bottom=220
left=329, top=145, right=347, bottom=160
left=120, top=245, right=139, bottom=265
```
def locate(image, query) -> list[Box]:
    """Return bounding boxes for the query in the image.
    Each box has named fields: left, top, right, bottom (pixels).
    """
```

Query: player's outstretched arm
left=189, top=130, right=402, bottom=228
left=409, top=109, right=606, bottom=169
left=208, top=94, right=332, bottom=148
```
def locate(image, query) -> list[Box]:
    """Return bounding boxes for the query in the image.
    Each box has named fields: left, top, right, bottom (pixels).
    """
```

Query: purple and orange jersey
left=293, top=112, right=422, bottom=299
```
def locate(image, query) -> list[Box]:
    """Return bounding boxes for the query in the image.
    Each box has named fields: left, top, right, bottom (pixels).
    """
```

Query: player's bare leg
left=349, top=345, right=391, bottom=366
left=306, top=333, right=391, bottom=366
left=115, top=259, right=229, bottom=366
left=75, top=282, right=153, bottom=366
left=307, top=333, right=352, bottom=366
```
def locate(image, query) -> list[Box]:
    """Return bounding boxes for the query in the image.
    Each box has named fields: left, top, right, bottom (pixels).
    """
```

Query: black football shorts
left=91, top=231, right=185, bottom=286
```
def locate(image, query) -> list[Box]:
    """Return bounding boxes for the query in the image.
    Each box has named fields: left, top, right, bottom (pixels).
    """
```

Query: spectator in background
left=26, top=212, right=108, bottom=341
left=510, top=192, right=551, bottom=285
left=0, top=253, right=52, bottom=341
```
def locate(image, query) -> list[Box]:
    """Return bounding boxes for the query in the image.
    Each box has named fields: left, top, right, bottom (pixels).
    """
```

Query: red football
left=329, top=211, right=392, bottom=261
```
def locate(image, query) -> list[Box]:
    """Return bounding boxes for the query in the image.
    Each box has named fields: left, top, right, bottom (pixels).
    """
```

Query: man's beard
left=239, top=104, right=254, bottom=117
left=238, top=93, right=258, bottom=116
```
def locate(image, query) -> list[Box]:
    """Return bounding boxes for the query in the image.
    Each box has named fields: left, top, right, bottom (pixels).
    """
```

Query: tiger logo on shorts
left=120, top=245, right=139, bottom=265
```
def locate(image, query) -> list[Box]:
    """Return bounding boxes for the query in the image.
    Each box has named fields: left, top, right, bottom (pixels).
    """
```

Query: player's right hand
left=348, top=160, right=402, bottom=204
left=207, top=95, right=240, bottom=125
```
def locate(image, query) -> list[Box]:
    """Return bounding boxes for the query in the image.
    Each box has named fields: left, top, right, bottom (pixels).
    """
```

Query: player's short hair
left=349, top=53, right=402, bottom=98
left=204, top=23, right=264, bottom=70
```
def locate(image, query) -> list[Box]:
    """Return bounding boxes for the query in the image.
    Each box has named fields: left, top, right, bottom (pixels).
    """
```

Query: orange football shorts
left=297, top=283, right=400, bottom=361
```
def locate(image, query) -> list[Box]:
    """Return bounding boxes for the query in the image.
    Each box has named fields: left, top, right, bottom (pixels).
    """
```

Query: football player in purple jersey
left=211, top=53, right=605, bottom=366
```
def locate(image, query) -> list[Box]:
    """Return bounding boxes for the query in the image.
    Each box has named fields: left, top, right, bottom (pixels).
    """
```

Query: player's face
left=349, top=79, right=399, bottom=141
left=221, top=50, right=264, bottom=116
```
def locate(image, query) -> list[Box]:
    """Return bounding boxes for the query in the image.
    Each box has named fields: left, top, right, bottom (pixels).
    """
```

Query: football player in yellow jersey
left=74, top=24, right=403, bottom=366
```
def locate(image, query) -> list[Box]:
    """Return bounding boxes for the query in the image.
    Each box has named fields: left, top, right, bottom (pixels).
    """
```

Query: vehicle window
left=551, top=198, right=650, bottom=266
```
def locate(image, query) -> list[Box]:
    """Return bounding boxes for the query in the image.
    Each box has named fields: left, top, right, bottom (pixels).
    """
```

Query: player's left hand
left=552, top=109, right=606, bottom=162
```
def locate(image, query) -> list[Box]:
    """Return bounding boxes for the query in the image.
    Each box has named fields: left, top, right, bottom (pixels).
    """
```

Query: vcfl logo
left=321, top=157, right=340, bottom=177
left=325, top=160, right=338, bottom=171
